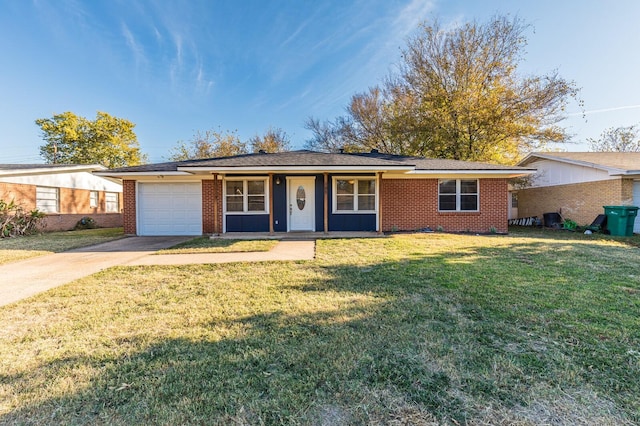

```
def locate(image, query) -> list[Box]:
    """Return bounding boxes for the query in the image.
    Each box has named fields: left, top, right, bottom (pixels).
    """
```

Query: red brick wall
left=122, top=180, right=137, bottom=235
left=381, top=178, right=509, bottom=233
left=41, top=213, right=123, bottom=231
left=201, top=178, right=225, bottom=234
left=202, top=180, right=214, bottom=234
left=1, top=182, right=123, bottom=231
left=0, top=183, right=34, bottom=209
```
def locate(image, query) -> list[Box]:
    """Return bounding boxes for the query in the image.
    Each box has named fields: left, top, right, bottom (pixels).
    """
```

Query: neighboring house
left=96, top=150, right=532, bottom=236
left=0, top=164, right=123, bottom=231
left=515, top=152, right=640, bottom=231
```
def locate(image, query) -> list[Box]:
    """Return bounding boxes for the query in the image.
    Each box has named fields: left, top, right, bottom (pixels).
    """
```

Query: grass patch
left=158, top=237, right=278, bottom=254
left=0, top=231, right=638, bottom=424
left=0, top=227, right=124, bottom=265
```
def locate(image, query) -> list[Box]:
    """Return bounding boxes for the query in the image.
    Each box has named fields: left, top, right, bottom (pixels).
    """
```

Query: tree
left=167, top=129, right=248, bottom=161
left=588, top=125, right=640, bottom=152
left=168, top=126, right=293, bottom=161
left=306, top=16, right=581, bottom=164
left=36, top=111, right=146, bottom=168
left=249, top=127, right=291, bottom=153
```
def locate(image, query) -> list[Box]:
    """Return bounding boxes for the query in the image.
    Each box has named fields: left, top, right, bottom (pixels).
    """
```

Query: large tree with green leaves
left=306, top=16, right=581, bottom=164
left=588, top=124, right=640, bottom=152
left=36, top=111, right=146, bottom=168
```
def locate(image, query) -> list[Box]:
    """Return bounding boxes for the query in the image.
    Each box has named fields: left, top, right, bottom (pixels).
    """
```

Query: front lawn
left=157, top=237, right=278, bottom=254
left=0, top=227, right=124, bottom=265
left=0, top=231, right=638, bottom=424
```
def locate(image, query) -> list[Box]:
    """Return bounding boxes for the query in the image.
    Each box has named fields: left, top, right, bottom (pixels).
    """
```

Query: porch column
left=377, top=172, right=383, bottom=234
left=212, top=173, right=219, bottom=235
left=323, top=172, right=329, bottom=234
left=269, top=173, right=274, bottom=235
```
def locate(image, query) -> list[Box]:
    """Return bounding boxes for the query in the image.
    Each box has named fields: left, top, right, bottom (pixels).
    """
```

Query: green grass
left=0, top=227, right=124, bottom=265
left=0, top=230, right=639, bottom=424
left=158, top=237, right=278, bottom=254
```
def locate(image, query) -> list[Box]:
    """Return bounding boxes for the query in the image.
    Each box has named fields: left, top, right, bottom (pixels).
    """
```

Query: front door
left=288, top=177, right=315, bottom=231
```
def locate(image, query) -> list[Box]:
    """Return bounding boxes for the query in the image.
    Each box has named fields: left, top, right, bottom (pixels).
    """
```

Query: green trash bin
left=603, top=206, right=639, bottom=236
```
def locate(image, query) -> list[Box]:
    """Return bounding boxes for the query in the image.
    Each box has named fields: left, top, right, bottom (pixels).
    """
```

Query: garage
left=137, top=182, right=202, bottom=236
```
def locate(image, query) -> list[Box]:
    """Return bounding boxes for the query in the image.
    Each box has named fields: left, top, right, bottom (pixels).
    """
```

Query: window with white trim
left=438, top=179, right=478, bottom=211
left=105, top=192, right=119, bottom=213
left=36, top=186, right=59, bottom=213
left=90, top=191, right=99, bottom=208
left=225, top=178, right=268, bottom=213
left=333, top=177, right=376, bottom=213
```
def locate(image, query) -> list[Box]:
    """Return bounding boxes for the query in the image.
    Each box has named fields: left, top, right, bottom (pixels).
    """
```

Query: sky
left=1, top=0, right=640, bottom=164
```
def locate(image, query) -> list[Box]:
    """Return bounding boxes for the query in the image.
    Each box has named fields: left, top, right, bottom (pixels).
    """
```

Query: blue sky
left=2, top=0, right=640, bottom=163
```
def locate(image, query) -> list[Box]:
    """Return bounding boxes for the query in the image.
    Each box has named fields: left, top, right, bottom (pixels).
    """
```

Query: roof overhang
left=0, top=164, right=106, bottom=177
left=94, top=171, right=194, bottom=178
left=610, top=170, right=640, bottom=177
left=518, top=153, right=629, bottom=176
left=385, top=169, right=536, bottom=179
left=178, top=165, right=414, bottom=174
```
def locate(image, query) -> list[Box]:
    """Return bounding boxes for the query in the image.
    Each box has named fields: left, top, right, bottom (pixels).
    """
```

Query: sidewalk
left=0, top=238, right=315, bottom=307
left=128, top=240, right=315, bottom=265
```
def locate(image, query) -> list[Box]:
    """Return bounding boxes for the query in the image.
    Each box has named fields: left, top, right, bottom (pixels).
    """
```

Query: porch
left=211, top=231, right=386, bottom=240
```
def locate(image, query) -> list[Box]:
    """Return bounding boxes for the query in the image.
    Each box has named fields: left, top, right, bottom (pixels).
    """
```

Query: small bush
left=0, top=199, right=46, bottom=238
left=74, top=216, right=98, bottom=230
left=563, top=218, right=578, bottom=231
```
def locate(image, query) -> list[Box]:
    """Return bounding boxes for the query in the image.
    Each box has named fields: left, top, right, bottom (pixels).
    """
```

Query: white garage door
left=138, top=182, right=202, bottom=236
left=634, top=181, right=640, bottom=233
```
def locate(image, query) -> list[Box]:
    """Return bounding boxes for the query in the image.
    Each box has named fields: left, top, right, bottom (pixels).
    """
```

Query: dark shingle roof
left=101, top=150, right=532, bottom=174
left=104, top=150, right=410, bottom=172
left=187, top=150, right=411, bottom=167
left=351, top=152, right=533, bottom=171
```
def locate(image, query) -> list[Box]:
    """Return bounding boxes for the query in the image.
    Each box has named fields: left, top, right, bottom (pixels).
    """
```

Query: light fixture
left=275, top=177, right=281, bottom=185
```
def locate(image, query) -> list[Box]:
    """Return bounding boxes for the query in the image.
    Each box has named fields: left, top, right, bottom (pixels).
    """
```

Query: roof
left=352, top=152, right=530, bottom=171
left=97, top=150, right=534, bottom=178
left=0, top=163, right=106, bottom=177
left=518, top=152, right=640, bottom=175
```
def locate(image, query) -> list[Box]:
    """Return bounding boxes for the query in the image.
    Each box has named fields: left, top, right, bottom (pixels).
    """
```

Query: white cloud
left=568, top=104, right=640, bottom=117
left=392, top=0, right=436, bottom=41
left=121, top=22, right=146, bottom=68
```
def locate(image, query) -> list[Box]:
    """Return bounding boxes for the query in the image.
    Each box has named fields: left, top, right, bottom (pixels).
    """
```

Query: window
left=105, top=192, right=119, bottom=213
left=511, top=193, right=518, bottom=208
left=334, top=177, right=376, bottom=212
left=438, top=179, right=478, bottom=211
left=90, top=191, right=98, bottom=208
left=225, top=178, right=267, bottom=213
left=36, top=186, right=59, bottom=213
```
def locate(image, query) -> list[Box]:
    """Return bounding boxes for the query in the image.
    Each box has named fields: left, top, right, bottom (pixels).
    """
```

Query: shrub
left=563, top=218, right=578, bottom=231
left=74, top=216, right=97, bottom=230
left=0, top=199, right=46, bottom=238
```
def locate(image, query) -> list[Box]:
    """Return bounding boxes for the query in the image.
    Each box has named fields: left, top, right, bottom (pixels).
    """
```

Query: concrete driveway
left=0, top=236, right=190, bottom=308
left=0, top=237, right=316, bottom=308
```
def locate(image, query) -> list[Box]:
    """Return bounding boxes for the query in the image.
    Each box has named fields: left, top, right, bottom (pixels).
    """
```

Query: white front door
left=288, top=177, right=315, bottom=231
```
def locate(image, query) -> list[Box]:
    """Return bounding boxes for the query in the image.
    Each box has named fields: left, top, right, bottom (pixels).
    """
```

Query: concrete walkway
left=129, top=240, right=315, bottom=266
left=0, top=237, right=316, bottom=308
